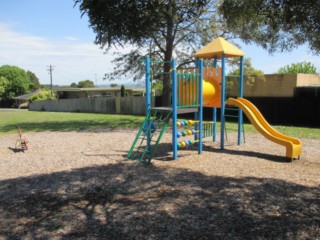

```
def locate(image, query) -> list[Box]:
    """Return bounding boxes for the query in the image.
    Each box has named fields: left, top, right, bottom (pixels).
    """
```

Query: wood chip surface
left=0, top=129, right=319, bottom=239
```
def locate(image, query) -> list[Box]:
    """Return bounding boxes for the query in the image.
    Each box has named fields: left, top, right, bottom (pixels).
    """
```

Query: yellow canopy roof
left=193, top=37, right=245, bottom=59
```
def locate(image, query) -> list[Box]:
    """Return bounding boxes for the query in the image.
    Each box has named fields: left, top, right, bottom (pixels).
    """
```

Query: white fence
left=29, top=96, right=147, bottom=115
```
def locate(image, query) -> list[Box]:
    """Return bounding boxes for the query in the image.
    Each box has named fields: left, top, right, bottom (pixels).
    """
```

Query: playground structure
left=128, top=37, right=302, bottom=163
left=226, top=98, right=302, bottom=159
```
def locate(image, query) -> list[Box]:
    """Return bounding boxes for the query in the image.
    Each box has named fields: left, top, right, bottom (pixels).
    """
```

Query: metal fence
left=245, top=96, right=320, bottom=127
left=155, top=86, right=320, bottom=127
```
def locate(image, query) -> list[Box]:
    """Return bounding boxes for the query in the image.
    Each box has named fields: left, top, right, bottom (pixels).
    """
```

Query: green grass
left=0, top=110, right=319, bottom=139
left=225, top=122, right=320, bottom=139
left=0, top=110, right=144, bottom=134
left=269, top=125, right=320, bottom=140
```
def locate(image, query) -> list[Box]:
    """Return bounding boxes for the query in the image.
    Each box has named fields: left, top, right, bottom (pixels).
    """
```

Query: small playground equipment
left=226, top=98, right=301, bottom=159
left=15, top=127, right=29, bottom=150
left=128, top=37, right=302, bottom=163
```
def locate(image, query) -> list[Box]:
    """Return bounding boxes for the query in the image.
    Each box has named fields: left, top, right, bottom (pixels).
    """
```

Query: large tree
left=27, top=70, right=41, bottom=91
left=75, top=0, right=231, bottom=106
left=76, top=1, right=320, bottom=106
left=0, top=65, right=30, bottom=104
left=219, top=0, right=320, bottom=54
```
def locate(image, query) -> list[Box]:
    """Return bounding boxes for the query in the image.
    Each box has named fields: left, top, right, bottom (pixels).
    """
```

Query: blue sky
left=0, top=0, right=319, bottom=86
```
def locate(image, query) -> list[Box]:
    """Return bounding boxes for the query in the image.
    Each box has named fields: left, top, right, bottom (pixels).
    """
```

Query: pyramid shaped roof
left=193, top=37, right=245, bottom=59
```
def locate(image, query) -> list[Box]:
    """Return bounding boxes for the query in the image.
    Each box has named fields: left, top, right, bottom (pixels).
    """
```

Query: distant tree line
left=70, top=80, right=95, bottom=88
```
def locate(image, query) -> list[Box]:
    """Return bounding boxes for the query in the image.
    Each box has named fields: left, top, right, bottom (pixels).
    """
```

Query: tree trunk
left=162, top=54, right=172, bottom=107
left=162, top=2, right=175, bottom=107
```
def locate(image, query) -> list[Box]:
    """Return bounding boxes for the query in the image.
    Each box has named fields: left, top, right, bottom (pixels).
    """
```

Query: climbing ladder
left=224, top=106, right=246, bottom=143
left=221, top=73, right=245, bottom=146
left=128, top=108, right=172, bottom=163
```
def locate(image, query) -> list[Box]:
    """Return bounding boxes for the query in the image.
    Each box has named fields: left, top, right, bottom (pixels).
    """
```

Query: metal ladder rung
left=128, top=108, right=172, bottom=162
left=225, top=108, right=238, bottom=111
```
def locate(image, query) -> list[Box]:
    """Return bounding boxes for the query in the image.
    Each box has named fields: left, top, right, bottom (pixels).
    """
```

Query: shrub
left=29, top=91, right=56, bottom=103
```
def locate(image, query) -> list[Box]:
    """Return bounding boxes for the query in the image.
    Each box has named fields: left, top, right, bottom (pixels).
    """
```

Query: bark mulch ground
left=0, top=129, right=319, bottom=239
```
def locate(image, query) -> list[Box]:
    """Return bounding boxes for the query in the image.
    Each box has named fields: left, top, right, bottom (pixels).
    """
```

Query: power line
left=47, top=65, right=54, bottom=95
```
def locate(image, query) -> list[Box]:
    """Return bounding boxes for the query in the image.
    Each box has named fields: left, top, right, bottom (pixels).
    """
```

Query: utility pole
left=47, top=65, right=54, bottom=96
left=95, top=74, right=98, bottom=86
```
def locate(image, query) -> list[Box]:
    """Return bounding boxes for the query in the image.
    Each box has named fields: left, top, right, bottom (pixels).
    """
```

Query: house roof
left=56, top=87, right=149, bottom=93
left=193, top=37, right=245, bottom=59
left=14, top=88, right=42, bottom=100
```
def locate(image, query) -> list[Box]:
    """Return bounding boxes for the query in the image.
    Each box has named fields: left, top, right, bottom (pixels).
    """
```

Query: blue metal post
left=213, top=57, right=218, bottom=142
left=213, top=58, right=218, bottom=68
left=172, top=59, right=178, bottom=160
left=145, top=57, right=151, bottom=152
left=145, top=57, right=151, bottom=115
left=238, top=56, right=244, bottom=145
left=213, top=108, right=217, bottom=142
left=239, top=57, right=244, bottom=98
left=198, top=59, right=204, bottom=154
left=220, top=54, right=226, bottom=149
left=194, top=58, right=199, bottom=141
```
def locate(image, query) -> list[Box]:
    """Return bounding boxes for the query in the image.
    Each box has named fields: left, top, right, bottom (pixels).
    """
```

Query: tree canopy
left=69, top=80, right=95, bottom=88
left=219, top=0, right=320, bottom=54
left=77, top=80, right=95, bottom=88
left=0, top=76, right=9, bottom=97
left=75, top=0, right=228, bottom=105
left=76, top=0, right=319, bottom=106
left=75, top=0, right=211, bottom=51
left=27, top=70, right=41, bottom=91
left=70, top=82, right=78, bottom=88
left=0, top=65, right=42, bottom=106
left=228, top=58, right=264, bottom=87
left=0, top=65, right=30, bottom=103
left=277, top=62, right=318, bottom=74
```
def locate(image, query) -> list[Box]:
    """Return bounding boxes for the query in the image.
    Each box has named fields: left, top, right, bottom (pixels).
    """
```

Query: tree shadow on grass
left=0, top=162, right=319, bottom=239
left=0, top=118, right=142, bottom=133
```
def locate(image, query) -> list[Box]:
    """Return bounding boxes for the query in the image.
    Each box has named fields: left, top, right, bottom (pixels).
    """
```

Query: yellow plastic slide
left=226, top=98, right=302, bottom=159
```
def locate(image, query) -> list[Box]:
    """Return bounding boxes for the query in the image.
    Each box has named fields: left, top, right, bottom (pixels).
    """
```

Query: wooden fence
left=29, top=96, right=147, bottom=115
left=29, top=88, right=320, bottom=127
